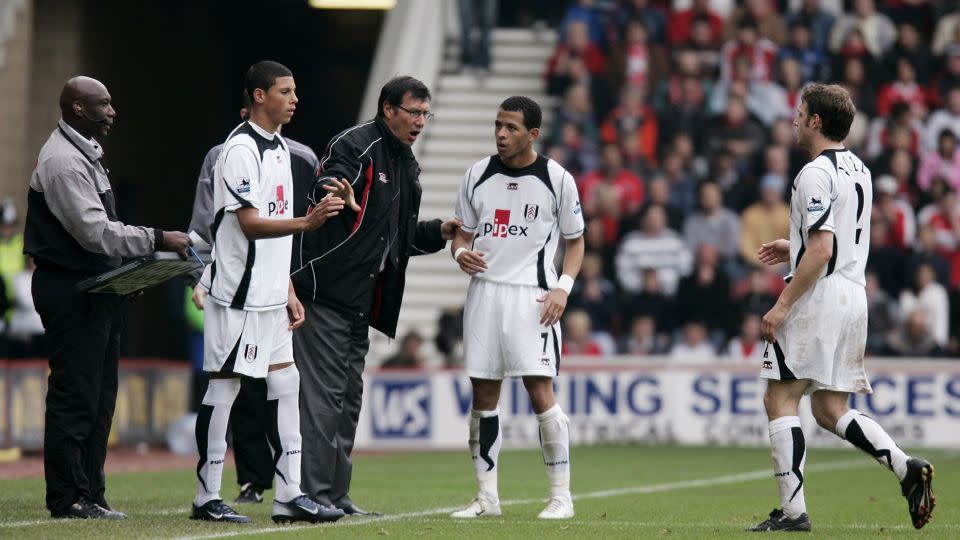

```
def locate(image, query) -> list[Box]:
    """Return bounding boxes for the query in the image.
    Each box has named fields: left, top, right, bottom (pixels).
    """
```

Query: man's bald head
left=59, top=76, right=115, bottom=138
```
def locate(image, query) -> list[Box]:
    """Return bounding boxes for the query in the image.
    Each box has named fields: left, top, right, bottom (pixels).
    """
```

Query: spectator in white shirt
left=669, top=320, right=717, bottom=362
left=899, top=263, right=950, bottom=347
left=615, top=204, right=693, bottom=296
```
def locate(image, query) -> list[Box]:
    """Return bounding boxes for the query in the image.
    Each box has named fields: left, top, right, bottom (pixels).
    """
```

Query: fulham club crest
left=244, top=344, right=258, bottom=362
left=524, top=204, right=539, bottom=221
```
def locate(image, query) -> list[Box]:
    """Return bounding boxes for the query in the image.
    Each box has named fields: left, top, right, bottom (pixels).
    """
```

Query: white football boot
left=450, top=492, right=502, bottom=518
left=537, top=495, right=574, bottom=519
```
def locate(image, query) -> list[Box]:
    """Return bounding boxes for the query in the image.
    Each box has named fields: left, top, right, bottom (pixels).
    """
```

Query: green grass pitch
left=0, top=444, right=956, bottom=539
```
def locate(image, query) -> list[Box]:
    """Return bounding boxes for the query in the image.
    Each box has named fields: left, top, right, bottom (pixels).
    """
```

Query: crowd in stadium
left=515, top=0, right=960, bottom=360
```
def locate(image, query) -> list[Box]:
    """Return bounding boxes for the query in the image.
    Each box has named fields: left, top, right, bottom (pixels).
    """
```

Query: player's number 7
left=540, top=332, right=548, bottom=355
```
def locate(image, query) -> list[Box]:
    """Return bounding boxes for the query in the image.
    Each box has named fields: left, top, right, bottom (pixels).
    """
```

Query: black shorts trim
left=773, top=341, right=796, bottom=380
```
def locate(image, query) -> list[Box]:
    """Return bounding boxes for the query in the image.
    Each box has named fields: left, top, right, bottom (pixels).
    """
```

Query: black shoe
left=234, top=483, right=264, bottom=504
left=190, top=499, right=251, bottom=523
left=95, top=499, right=128, bottom=520
left=336, top=502, right=382, bottom=516
left=272, top=495, right=345, bottom=524
left=901, top=458, right=936, bottom=529
left=53, top=498, right=126, bottom=520
left=747, top=508, right=812, bottom=532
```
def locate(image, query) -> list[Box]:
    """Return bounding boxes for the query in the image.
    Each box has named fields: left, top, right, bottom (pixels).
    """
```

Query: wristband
left=556, top=274, right=575, bottom=294
left=154, top=229, right=164, bottom=252
left=453, top=247, right=468, bottom=262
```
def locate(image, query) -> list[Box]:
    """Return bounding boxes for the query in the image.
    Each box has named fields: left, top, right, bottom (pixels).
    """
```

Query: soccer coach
left=291, top=76, right=459, bottom=514
left=24, top=76, right=190, bottom=519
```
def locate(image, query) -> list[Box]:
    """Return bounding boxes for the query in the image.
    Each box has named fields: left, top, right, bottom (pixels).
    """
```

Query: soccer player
left=190, top=61, right=348, bottom=524
left=186, top=94, right=324, bottom=506
left=450, top=96, right=584, bottom=520
left=749, top=84, right=935, bottom=532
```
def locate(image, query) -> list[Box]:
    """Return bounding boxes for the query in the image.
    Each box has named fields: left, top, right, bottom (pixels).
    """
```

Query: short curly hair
left=801, top=84, right=856, bottom=142
left=499, top=96, right=542, bottom=130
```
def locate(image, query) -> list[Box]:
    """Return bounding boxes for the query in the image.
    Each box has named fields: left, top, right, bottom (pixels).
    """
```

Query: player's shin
left=266, top=365, right=304, bottom=503
left=768, top=416, right=807, bottom=519
left=469, top=408, right=501, bottom=499
left=836, top=409, right=909, bottom=481
left=195, top=377, right=241, bottom=506
left=537, top=404, right=571, bottom=499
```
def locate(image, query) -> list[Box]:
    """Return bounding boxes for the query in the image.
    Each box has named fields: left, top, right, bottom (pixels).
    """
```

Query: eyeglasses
left=395, top=104, right=435, bottom=121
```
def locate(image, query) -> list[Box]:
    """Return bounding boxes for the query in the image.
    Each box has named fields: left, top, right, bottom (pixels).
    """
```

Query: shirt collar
left=374, top=116, right=415, bottom=160
left=247, top=120, right=277, bottom=140
left=57, top=118, right=104, bottom=163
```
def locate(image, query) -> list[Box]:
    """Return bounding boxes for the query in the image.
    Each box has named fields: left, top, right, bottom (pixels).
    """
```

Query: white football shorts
left=760, top=274, right=872, bottom=395
left=203, top=301, right=293, bottom=379
left=463, top=279, right=562, bottom=380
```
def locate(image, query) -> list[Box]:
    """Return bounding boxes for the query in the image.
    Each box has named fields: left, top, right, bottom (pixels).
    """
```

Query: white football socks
left=194, top=377, right=240, bottom=506
left=537, top=404, right=571, bottom=500
left=836, top=409, right=909, bottom=481
left=266, top=365, right=305, bottom=503
left=469, top=408, right=501, bottom=500
left=768, top=416, right=806, bottom=519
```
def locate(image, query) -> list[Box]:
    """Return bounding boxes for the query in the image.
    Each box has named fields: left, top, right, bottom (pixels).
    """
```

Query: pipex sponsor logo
left=268, top=185, right=288, bottom=216
left=480, top=209, right=529, bottom=238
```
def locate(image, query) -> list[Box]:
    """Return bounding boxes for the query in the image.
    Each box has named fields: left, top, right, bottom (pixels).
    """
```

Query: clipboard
left=76, top=249, right=212, bottom=294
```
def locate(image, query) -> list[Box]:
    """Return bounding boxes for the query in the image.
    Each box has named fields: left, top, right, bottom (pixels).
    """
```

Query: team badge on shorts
left=244, top=344, right=258, bottom=362
left=524, top=204, right=539, bottom=221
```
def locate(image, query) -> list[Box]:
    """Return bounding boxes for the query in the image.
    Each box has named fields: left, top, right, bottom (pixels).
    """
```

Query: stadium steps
left=370, top=26, right=557, bottom=363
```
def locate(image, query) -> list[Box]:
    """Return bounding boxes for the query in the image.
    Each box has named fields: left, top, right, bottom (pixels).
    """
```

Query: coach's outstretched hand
left=538, top=289, right=568, bottom=327
left=322, top=178, right=361, bottom=212
left=757, top=239, right=790, bottom=266
left=305, top=195, right=345, bottom=230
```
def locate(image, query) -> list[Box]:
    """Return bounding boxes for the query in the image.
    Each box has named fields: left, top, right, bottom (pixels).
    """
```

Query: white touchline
left=172, top=459, right=875, bottom=540
left=0, top=506, right=189, bottom=528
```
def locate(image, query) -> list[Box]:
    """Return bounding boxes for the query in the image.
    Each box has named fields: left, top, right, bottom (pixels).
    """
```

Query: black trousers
left=33, top=266, right=122, bottom=515
left=294, top=302, right=368, bottom=506
left=230, top=376, right=274, bottom=490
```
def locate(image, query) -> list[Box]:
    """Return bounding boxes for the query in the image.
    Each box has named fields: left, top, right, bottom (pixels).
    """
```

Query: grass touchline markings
left=0, top=459, right=873, bottom=532
left=0, top=506, right=194, bottom=528
left=174, top=459, right=872, bottom=540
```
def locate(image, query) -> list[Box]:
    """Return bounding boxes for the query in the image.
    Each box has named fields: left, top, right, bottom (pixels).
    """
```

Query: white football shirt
left=201, top=121, right=294, bottom=311
left=787, top=148, right=872, bottom=287
left=455, top=154, right=584, bottom=288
